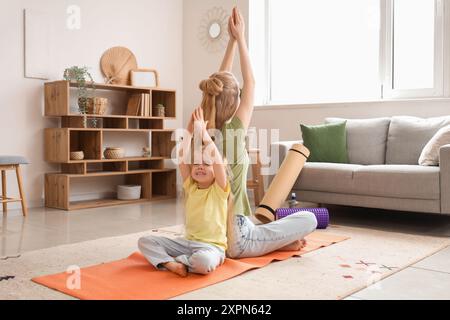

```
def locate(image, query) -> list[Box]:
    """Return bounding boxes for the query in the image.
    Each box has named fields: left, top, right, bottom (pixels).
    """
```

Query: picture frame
left=24, top=9, right=52, bottom=80
left=130, top=69, right=160, bottom=88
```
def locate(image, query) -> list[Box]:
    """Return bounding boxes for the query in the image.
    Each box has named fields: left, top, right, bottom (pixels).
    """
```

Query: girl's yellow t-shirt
left=183, top=177, right=230, bottom=251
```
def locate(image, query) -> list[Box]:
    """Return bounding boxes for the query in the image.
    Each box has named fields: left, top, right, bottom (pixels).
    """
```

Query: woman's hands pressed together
left=229, top=7, right=245, bottom=44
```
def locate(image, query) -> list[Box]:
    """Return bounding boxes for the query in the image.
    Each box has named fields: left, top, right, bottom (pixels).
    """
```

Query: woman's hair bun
left=199, top=76, right=224, bottom=96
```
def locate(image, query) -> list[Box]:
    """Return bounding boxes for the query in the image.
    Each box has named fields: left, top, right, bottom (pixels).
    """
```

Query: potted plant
left=63, top=66, right=98, bottom=127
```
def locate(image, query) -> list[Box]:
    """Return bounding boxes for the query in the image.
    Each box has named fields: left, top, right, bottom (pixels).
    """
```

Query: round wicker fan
left=100, top=47, right=138, bottom=85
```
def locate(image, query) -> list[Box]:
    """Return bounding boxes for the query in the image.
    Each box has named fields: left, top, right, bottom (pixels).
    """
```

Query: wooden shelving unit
left=44, top=80, right=177, bottom=211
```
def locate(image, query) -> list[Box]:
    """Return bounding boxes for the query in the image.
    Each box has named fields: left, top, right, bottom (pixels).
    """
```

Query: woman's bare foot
left=279, top=239, right=307, bottom=252
left=163, top=262, right=188, bottom=277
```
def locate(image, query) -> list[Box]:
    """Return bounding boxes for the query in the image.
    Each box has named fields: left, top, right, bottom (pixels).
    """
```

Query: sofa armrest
left=268, top=140, right=303, bottom=180
left=271, top=140, right=302, bottom=164
left=440, top=144, right=450, bottom=213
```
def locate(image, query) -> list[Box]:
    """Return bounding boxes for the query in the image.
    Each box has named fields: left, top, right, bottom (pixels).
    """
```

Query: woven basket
left=104, top=147, right=124, bottom=159
left=70, top=151, right=84, bottom=160
left=86, top=97, right=108, bottom=115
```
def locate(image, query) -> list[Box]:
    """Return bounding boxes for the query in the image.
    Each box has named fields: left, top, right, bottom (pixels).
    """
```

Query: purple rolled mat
left=275, top=207, right=329, bottom=230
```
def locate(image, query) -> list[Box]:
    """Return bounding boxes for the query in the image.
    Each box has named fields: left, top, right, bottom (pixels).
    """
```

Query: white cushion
left=419, top=125, right=450, bottom=166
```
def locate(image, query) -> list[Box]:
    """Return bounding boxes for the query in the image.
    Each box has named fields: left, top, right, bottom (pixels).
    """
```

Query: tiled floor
left=1, top=200, right=450, bottom=300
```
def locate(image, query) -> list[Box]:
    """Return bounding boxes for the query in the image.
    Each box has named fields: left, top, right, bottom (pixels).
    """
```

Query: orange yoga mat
left=32, top=232, right=348, bottom=300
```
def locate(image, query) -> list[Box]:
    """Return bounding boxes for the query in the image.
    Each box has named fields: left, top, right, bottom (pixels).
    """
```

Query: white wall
left=0, top=0, right=183, bottom=210
left=183, top=0, right=248, bottom=125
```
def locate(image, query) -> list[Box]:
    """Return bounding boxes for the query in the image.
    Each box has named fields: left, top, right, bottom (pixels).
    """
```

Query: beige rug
left=1, top=224, right=448, bottom=300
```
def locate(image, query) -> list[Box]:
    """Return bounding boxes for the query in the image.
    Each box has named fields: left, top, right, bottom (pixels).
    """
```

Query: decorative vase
left=153, top=104, right=165, bottom=117
left=142, top=147, right=151, bottom=157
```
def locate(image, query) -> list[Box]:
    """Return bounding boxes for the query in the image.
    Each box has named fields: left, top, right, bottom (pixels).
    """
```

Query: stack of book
left=126, top=93, right=151, bottom=116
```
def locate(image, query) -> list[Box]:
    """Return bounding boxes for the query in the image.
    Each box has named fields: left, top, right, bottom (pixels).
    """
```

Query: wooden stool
left=0, top=156, right=29, bottom=216
left=247, top=149, right=265, bottom=207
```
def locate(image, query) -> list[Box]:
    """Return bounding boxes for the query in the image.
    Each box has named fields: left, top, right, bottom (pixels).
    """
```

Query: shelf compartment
left=152, top=170, right=176, bottom=199
left=86, top=161, right=126, bottom=174
left=61, top=163, right=86, bottom=174
left=68, top=156, right=167, bottom=164
left=61, top=116, right=86, bottom=128
left=125, top=173, right=152, bottom=200
left=151, top=131, right=176, bottom=158
left=103, top=117, right=128, bottom=129
left=45, top=169, right=176, bottom=210
left=128, top=159, right=164, bottom=171
left=70, top=130, right=102, bottom=160
left=45, top=81, right=176, bottom=118
left=151, top=90, right=176, bottom=118
left=128, top=118, right=163, bottom=130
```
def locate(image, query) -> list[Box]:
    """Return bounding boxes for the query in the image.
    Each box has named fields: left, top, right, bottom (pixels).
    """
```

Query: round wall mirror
left=199, top=7, right=229, bottom=53
left=209, top=22, right=221, bottom=39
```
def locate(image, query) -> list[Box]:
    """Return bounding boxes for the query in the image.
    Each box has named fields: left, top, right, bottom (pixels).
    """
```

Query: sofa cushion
left=296, top=163, right=362, bottom=194
left=326, top=117, right=391, bottom=165
left=353, top=165, right=440, bottom=200
left=386, top=116, right=450, bottom=165
left=300, top=122, right=349, bottom=163
left=295, top=163, right=440, bottom=200
left=419, top=125, right=450, bottom=166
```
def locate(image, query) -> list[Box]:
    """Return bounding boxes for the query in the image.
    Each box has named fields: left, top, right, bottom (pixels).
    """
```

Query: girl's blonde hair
left=199, top=72, right=240, bottom=130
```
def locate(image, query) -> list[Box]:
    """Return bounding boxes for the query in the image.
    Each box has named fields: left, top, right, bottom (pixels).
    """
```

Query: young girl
left=138, top=107, right=230, bottom=277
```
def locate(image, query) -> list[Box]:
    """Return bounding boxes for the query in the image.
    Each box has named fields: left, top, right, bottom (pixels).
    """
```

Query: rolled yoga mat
left=254, top=144, right=310, bottom=224
left=276, top=208, right=330, bottom=230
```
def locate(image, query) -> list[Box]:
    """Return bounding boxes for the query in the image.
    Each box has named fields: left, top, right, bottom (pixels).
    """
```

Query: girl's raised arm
left=178, top=113, right=194, bottom=183
left=193, top=108, right=228, bottom=191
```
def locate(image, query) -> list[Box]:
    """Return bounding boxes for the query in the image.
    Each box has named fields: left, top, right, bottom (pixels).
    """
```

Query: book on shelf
left=126, top=94, right=141, bottom=116
left=126, top=93, right=150, bottom=117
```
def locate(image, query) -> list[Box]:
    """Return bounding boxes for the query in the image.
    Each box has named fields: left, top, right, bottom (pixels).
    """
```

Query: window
left=384, top=0, right=444, bottom=98
left=250, top=0, right=446, bottom=105
left=270, top=0, right=381, bottom=104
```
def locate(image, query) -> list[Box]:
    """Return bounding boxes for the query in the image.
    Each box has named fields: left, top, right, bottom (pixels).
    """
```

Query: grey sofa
left=271, top=116, right=450, bottom=215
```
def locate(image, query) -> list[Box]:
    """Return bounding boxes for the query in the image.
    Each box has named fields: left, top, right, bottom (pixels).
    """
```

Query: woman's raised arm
left=229, top=7, right=255, bottom=131
left=219, top=17, right=238, bottom=72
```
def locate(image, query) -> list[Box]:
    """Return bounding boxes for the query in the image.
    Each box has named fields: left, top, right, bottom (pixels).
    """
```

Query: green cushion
left=300, top=121, right=349, bottom=163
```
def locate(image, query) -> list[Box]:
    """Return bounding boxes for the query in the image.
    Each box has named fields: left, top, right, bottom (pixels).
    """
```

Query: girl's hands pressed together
left=186, top=112, right=195, bottom=134
left=192, top=107, right=211, bottom=141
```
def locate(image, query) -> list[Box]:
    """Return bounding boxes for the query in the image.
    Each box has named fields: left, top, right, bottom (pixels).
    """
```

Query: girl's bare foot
left=163, top=262, right=188, bottom=277
left=279, top=239, right=307, bottom=252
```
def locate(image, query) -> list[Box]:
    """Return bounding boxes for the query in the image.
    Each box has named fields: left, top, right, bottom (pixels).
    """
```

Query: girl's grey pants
left=138, top=236, right=225, bottom=275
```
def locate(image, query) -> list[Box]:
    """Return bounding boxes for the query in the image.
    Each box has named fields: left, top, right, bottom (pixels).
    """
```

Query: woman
left=199, top=7, right=254, bottom=217
left=198, top=8, right=318, bottom=259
